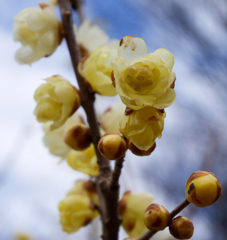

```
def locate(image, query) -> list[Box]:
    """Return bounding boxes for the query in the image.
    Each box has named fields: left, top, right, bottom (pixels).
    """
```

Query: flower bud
left=144, top=204, right=170, bottom=231
left=98, top=133, right=127, bottom=160
left=169, top=216, right=194, bottom=239
left=185, top=171, right=222, bottom=207
left=128, top=140, right=156, bottom=156
left=64, top=124, right=91, bottom=151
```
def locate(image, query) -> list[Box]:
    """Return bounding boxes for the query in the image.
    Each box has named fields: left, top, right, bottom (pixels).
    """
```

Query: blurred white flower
left=74, top=20, right=118, bottom=57
left=13, top=3, right=62, bottom=64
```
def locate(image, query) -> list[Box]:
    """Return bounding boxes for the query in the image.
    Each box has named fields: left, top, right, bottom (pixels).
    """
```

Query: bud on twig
left=98, top=133, right=127, bottom=160
left=64, top=124, right=91, bottom=150
left=169, top=216, right=194, bottom=239
left=144, top=204, right=170, bottom=231
left=185, top=171, right=222, bottom=207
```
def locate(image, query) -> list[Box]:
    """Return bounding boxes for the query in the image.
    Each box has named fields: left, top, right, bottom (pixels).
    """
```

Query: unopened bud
left=128, top=140, right=156, bottom=156
left=64, top=124, right=91, bottom=150
left=185, top=171, right=222, bottom=207
left=98, top=133, right=127, bottom=160
left=144, top=203, right=170, bottom=231
left=169, top=216, right=194, bottom=239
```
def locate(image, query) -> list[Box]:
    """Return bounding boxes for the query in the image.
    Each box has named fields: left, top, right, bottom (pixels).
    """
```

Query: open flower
left=43, top=112, right=84, bottom=158
left=112, top=36, right=176, bottom=110
left=120, top=107, right=165, bottom=151
left=59, top=190, right=97, bottom=234
left=100, top=101, right=125, bottom=133
left=119, top=191, right=155, bottom=238
left=34, top=75, right=81, bottom=130
left=13, top=3, right=62, bottom=64
left=74, top=20, right=109, bottom=57
left=78, top=45, right=117, bottom=96
left=67, top=145, right=99, bottom=176
left=67, top=180, right=100, bottom=207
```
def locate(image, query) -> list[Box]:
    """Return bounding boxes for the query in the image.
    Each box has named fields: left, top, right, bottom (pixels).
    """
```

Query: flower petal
left=118, top=36, right=147, bottom=61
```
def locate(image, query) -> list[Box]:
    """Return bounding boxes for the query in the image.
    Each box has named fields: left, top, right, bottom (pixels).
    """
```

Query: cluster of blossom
left=13, top=2, right=222, bottom=240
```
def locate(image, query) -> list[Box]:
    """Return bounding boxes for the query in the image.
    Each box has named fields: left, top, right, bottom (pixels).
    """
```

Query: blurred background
left=0, top=0, right=226, bottom=239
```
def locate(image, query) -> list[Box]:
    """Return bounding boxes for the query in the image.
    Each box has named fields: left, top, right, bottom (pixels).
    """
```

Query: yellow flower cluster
left=34, top=75, right=81, bottom=130
left=78, top=46, right=117, bottom=96
left=59, top=180, right=99, bottom=234
left=13, top=3, right=61, bottom=64
left=119, top=191, right=155, bottom=238
left=110, top=36, right=176, bottom=151
left=42, top=111, right=100, bottom=176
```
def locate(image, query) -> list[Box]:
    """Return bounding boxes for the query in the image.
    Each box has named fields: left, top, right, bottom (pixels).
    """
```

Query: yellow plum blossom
left=67, top=145, right=99, bottom=176
left=101, top=101, right=126, bottom=133
left=119, top=191, right=155, bottom=238
left=15, top=233, right=32, bottom=240
left=67, top=180, right=100, bottom=207
left=78, top=45, right=117, bottom=96
left=13, top=3, right=62, bottom=64
left=112, top=36, right=176, bottom=110
left=59, top=192, right=96, bottom=234
left=120, top=106, right=165, bottom=151
left=74, top=20, right=110, bottom=57
left=43, top=112, right=84, bottom=158
left=34, top=75, right=81, bottom=130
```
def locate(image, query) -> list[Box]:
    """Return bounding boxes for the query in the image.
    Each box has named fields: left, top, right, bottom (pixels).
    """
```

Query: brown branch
left=109, top=157, right=124, bottom=189
left=57, top=0, right=111, bottom=178
left=139, top=199, right=190, bottom=240
left=57, top=1, right=122, bottom=239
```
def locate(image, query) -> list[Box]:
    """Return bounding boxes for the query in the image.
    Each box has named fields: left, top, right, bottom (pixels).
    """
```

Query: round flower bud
left=169, top=216, right=194, bottom=239
left=98, top=133, right=127, bottom=160
left=128, top=140, right=156, bottom=156
left=185, top=171, right=222, bottom=207
left=144, top=204, right=170, bottom=231
left=64, top=124, right=91, bottom=151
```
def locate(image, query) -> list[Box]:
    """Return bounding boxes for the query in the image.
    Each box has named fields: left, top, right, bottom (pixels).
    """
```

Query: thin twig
left=69, top=0, right=84, bottom=23
left=109, top=157, right=124, bottom=189
left=139, top=199, right=190, bottom=240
